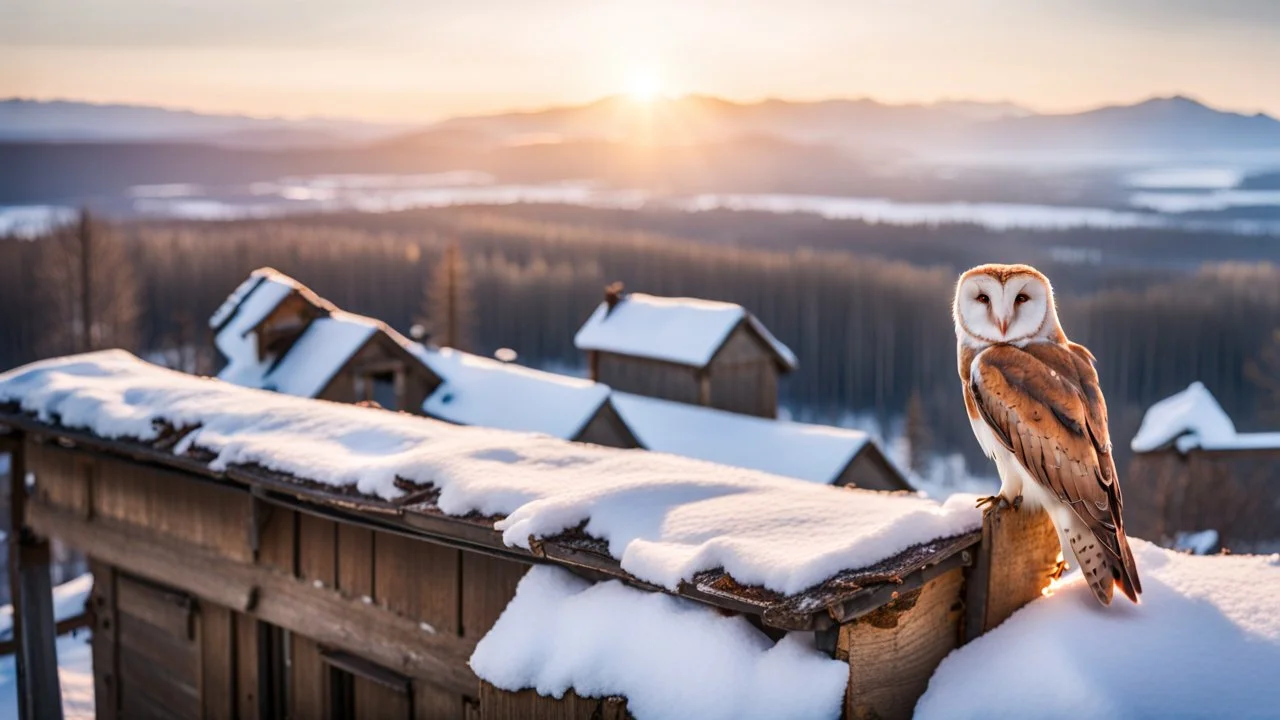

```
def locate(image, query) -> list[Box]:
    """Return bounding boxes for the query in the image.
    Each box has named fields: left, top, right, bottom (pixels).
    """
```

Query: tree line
left=2, top=206, right=1278, bottom=476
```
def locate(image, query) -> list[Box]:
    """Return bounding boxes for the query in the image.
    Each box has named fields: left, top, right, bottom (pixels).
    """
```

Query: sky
left=3, top=0, right=1279, bottom=123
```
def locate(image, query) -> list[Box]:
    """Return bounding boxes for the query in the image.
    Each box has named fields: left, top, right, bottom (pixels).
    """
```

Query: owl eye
left=1015, top=293, right=1030, bottom=304
left=976, top=294, right=990, bottom=304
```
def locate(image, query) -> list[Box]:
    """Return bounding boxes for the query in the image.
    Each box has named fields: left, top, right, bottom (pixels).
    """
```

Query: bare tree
left=904, top=388, right=934, bottom=475
left=422, top=242, right=475, bottom=351
left=35, top=210, right=140, bottom=357
left=1246, top=329, right=1280, bottom=426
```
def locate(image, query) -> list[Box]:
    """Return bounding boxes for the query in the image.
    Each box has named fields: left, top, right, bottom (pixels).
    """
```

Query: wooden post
left=963, top=504, right=1060, bottom=642
left=840, top=567, right=965, bottom=720
left=5, top=434, right=65, bottom=720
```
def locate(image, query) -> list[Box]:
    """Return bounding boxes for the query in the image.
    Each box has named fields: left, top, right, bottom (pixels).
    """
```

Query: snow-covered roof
left=421, top=348, right=612, bottom=440
left=218, top=312, right=378, bottom=398
left=211, top=272, right=296, bottom=367
left=471, top=566, right=848, bottom=720
left=0, top=351, right=979, bottom=597
left=574, top=293, right=797, bottom=370
left=915, top=538, right=1280, bottom=720
left=1131, top=382, right=1280, bottom=453
left=611, top=392, right=880, bottom=485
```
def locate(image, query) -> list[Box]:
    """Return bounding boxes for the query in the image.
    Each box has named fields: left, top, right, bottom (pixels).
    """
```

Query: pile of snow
left=0, top=351, right=979, bottom=596
left=423, top=348, right=612, bottom=440
left=574, top=293, right=796, bottom=369
left=471, top=566, right=847, bottom=720
left=915, top=540, right=1280, bottom=719
left=1131, top=382, right=1280, bottom=453
left=1173, top=529, right=1220, bottom=556
left=0, top=574, right=95, bottom=719
left=0, top=573, right=91, bottom=639
left=612, top=392, right=873, bottom=485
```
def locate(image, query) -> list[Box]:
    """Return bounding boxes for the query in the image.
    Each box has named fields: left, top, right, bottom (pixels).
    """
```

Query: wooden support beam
left=840, top=567, right=964, bottom=720
left=963, top=505, right=1060, bottom=642
left=6, top=434, right=65, bottom=720
left=27, top=500, right=480, bottom=698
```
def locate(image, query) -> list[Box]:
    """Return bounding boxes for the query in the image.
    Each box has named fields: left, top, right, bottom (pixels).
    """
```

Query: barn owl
left=953, top=264, right=1141, bottom=605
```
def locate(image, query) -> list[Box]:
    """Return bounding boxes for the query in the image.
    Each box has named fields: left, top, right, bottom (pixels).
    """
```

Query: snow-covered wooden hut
left=0, top=351, right=1063, bottom=720
left=575, top=289, right=797, bottom=419
left=611, top=392, right=908, bottom=491
left=211, top=268, right=443, bottom=412
left=1128, top=382, right=1280, bottom=552
left=421, top=347, right=638, bottom=449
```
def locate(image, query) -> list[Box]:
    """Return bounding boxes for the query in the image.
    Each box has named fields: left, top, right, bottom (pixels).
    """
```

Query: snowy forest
left=2, top=205, right=1279, bottom=475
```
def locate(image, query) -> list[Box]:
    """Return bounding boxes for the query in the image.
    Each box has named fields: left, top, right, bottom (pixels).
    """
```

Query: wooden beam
left=963, top=505, right=1060, bottom=642
left=27, top=501, right=480, bottom=698
left=840, top=568, right=964, bottom=720
left=6, top=434, right=64, bottom=720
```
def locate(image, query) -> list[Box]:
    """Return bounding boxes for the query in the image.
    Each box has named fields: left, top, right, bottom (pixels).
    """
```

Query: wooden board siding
left=318, top=333, right=442, bottom=413
left=837, top=448, right=911, bottom=492
left=706, top=324, right=780, bottom=418
left=374, top=532, right=465, bottom=719
left=461, top=554, right=529, bottom=640
left=1127, top=450, right=1280, bottom=552
left=116, top=574, right=201, bottom=720
left=574, top=402, right=641, bottom=449
left=840, top=567, right=964, bottom=720
left=90, top=560, right=119, bottom=720
left=200, top=603, right=235, bottom=720
left=234, top=613, right=261, bottom=720
left=257, top=290, right=325, bottom=361
left=595, top=353, right=701, bottom=407
left=89, top=453, right=253, bottom=562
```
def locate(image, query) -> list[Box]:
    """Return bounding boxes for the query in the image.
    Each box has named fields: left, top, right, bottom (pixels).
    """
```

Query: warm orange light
left=628, top=68, right=662, bottom=103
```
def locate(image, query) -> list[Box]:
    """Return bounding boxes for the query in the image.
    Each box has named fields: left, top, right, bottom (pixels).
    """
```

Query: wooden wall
left=836, top=448, right=910, bottom=492
left=706, top=324, right=780, bottom=418
left=1127, top=449, right=1280, bottom=552
left=595, top=353, right=701, bottom=407
left=574, top=402, right=640, bottom=449
left=319, top=332, right=443, bottom=413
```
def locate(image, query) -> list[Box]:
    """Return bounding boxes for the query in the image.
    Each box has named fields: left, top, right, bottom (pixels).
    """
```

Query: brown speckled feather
left=969, top=341, right=1142, bottom=602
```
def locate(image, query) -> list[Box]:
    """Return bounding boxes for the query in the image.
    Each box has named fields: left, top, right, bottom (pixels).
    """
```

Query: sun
left=627, top=68, right=663, bottom=103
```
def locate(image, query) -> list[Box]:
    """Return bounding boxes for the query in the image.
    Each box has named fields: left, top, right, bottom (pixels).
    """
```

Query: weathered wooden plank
left=117, top=573, right=194, bottom=639
left=256, top=505, right=295, bottom=576
left=478, top=682, right=628, bottom=720
left=357, top=676, right=412, bottom=719
left=234, top=613, right=261, bottom=720
left=461, top=553, right=528, bottom=639
left=117, top=642, right=200, bottom=720
left=200, top=602, right=235, bottom=720
left=89, top=560, right=119, bottom=720
left=290, top=634, right=328, bottom=719
left=298, top=513, right=337, bottom=588
left=9, top=435, right=63, bottom=720
left=963, top=505, right=1059, bottom=641
left=28, top=501, right=479, bottom=697
left=375, top=531, right=464, bottom=717
left=117, top=612, right=200, bottom=679
left=337, top=524, right=375, bottom=598
left=841, top=567, right=965, bottom=720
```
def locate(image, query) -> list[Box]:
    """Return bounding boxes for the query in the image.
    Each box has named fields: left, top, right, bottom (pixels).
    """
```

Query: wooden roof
left=0, top=405, right=976, bottom=631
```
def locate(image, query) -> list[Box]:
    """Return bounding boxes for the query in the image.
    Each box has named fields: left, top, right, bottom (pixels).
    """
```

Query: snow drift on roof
left=470, top=566, right=848, bottom=720
left=574, top=294, right=797, bottom=369
left=1131, top=382, right=1280, bottom=453
left=218, top=313, right=377, bottom=398
left=422, top=348, right=611, bottom=440
left=0, top=351, right=979, bottom=595
left=211, top=274, right=295, bottom=371
left=612, top=392, right=872, bottom=485
left=915, top=539, right=1280, bottom=720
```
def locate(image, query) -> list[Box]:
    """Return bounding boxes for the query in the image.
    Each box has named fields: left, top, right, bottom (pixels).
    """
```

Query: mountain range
left=5, top=94, right=1279, bottom=159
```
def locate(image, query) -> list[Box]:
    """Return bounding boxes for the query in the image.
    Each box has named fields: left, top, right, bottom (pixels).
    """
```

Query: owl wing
left=969, top=342, right=1141, bottom=602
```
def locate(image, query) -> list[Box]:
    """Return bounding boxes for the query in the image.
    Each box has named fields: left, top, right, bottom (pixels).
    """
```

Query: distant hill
left=0, top=98, right=407, bottom=147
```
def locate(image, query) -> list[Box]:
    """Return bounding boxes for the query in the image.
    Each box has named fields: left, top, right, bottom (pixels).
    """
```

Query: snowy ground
left=915, top=540, right=1280, bottom=719
left=0, top=574, right=95, bottom=720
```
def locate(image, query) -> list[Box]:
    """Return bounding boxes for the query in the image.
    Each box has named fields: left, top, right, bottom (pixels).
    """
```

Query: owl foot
left=975, top=495, right=1009, bottom=512
left=1049, top=559, right=1070, bottom=581
left=1011, top=494, right=1023, bottom=510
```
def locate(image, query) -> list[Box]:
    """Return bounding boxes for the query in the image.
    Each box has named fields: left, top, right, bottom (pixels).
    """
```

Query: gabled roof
left=611, top=391, right=888, bottom=486
left=574, top=293, right=797, bottom=370
left=1131, top=381, right=1280, bottom=453
left=421, top=348, right=612, bottom=440
left=209, top=267, right=331, bottom=334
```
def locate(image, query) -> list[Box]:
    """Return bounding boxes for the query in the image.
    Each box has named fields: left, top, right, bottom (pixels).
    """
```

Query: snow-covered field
left=916, top=539, right=1280, bottom=719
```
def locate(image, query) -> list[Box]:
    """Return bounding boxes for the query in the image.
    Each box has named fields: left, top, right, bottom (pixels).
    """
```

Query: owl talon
left=1012, top=495, right=1023, bottom=510
left=975, top=495, right=1009, bottom=512
left=1049, top=559, right=1069, bottom=581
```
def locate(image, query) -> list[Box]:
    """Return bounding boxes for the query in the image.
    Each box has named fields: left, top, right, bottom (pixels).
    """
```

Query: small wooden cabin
left=211, top=268, right=443, bottom=413
left=1, top=353, right=1061, bottom=720
left=575, top=288, right=797, bottom=419
left=1127, top=382, right=1280, bottom=553
left=610, top=392, right=909, bottom=491
left=420, top=347, right=638, bottom=449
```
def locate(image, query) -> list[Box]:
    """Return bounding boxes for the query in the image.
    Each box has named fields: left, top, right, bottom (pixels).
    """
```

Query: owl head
left=953, top=264, right=1061, bottom=346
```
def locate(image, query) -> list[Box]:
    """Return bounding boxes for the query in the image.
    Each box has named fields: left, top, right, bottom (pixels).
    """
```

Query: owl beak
left=997, top=318, right=1009, bottom=335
